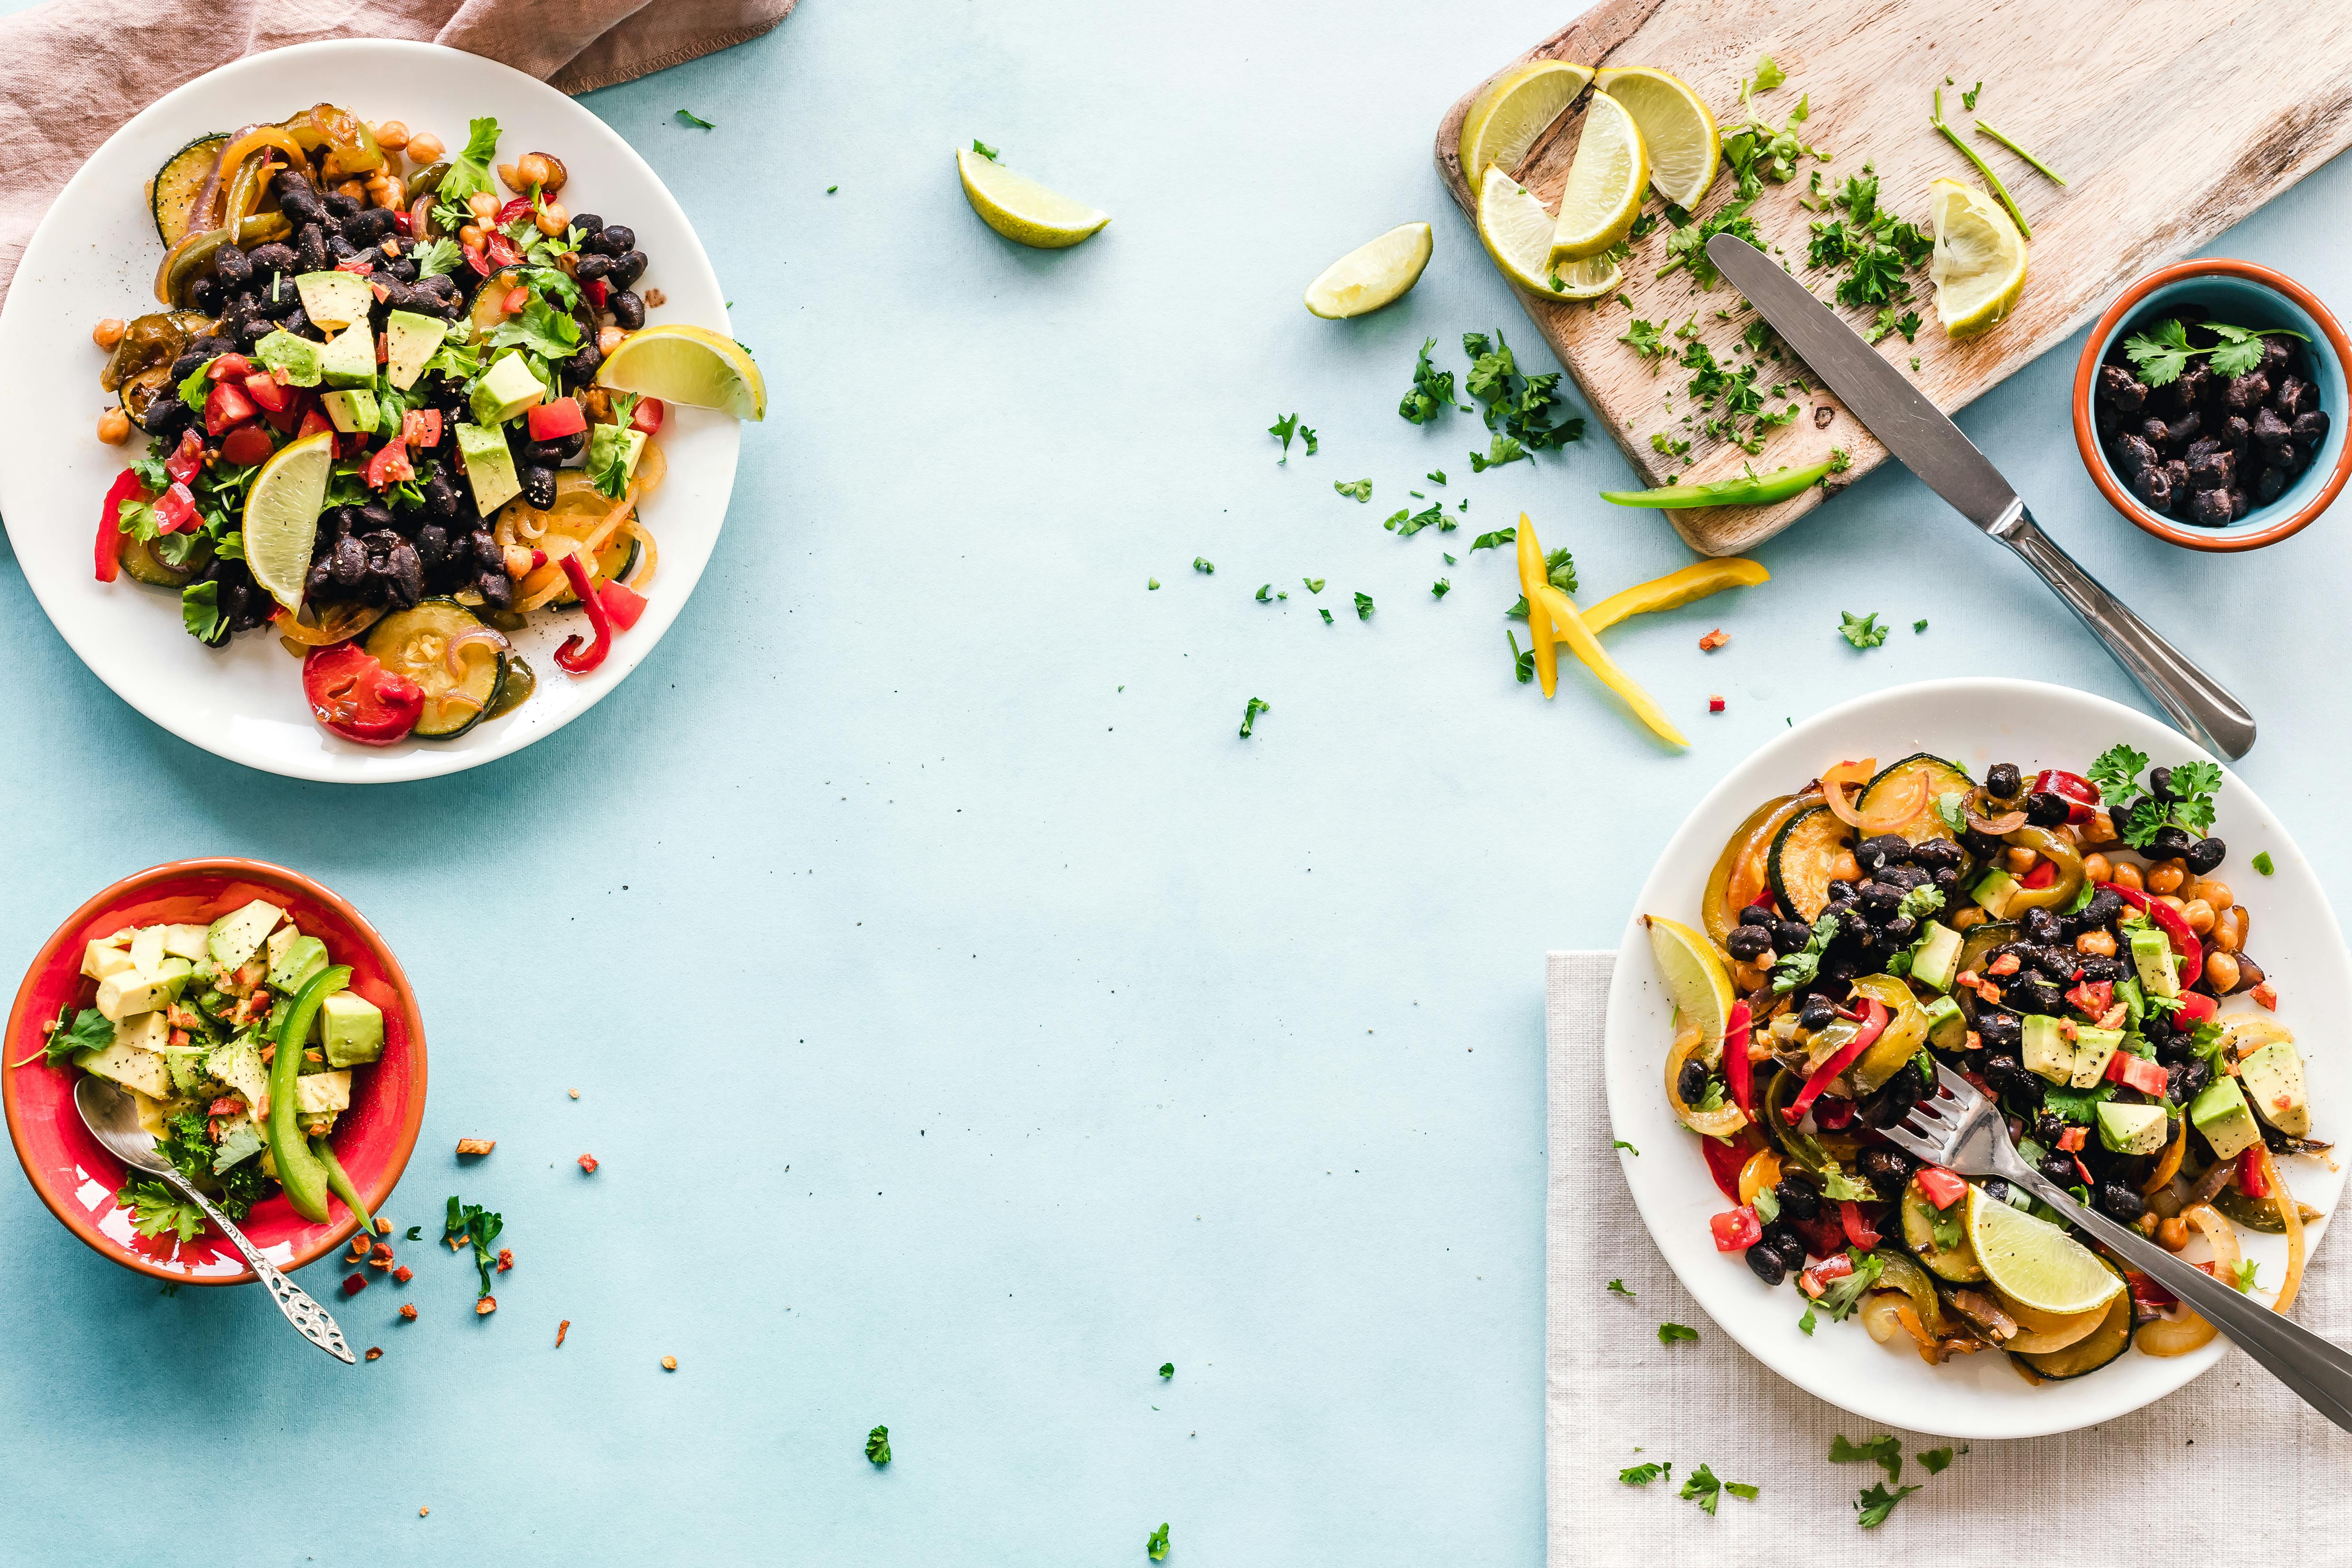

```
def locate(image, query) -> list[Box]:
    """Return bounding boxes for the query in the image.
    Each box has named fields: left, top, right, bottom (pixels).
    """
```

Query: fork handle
left=2004, top=1161, right=2352, bottom=1430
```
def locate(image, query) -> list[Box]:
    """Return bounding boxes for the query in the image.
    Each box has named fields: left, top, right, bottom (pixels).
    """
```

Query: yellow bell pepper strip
left=1600, top=459, right=1838, bottom=509
left=1582, top=559, right=1770, bottom=634
left=1514, top=513, right=1558, bottom=698
left=1533, top=581, right=1690, bottom=747
left=312, top=1140, right=375, bottom=1240
left=265, top=965, right=349, bottom=1224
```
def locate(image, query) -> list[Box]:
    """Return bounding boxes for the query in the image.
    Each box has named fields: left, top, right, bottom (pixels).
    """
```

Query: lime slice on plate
left=597, top=323, right=767, bottom=420
left=1303, top=222, right=1433, bottom=319
left=1593, top=66, right=1719, bottom=209
left=1966, top=1184, right=2122, bottom=1318
left=955, top=147, right=1109, bottom=249
left=1645, top=914, right=1733, bottom=1051
left=1459, top=59, right=1593, bottom=183
left=1549, top=90, right=1648, bottom=263
left=1927, top=176, right=2027, bottom=338
left=1476, top=166, right=1621, bottom=299
left=241, top=428, right=332, bottom=612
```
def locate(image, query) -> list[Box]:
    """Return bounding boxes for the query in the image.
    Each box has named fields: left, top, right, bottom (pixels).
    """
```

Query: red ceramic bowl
left=5, top=859, right=426, bottom=1284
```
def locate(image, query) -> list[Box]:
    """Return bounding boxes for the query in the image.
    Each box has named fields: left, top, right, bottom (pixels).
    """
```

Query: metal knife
left=1705, top=232, right=2256, bottom=760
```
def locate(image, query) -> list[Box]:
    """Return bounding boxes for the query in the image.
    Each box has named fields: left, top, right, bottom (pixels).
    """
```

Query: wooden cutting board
left=1435, top=0, right=2352, bottom=555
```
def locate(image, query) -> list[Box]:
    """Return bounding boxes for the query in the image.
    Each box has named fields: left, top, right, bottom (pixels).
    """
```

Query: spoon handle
left=162, top=1168, right=356, bottom=1364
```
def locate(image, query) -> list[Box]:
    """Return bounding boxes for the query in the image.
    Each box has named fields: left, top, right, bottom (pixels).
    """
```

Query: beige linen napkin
left=0, top=0, right=792, bottom=301
left=1547, top=950, right=2352, bottom=1566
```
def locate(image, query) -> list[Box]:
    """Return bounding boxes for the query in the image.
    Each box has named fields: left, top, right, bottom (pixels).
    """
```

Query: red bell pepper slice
left=203, top=379, right=258, bottom=436
left=2109, top=883, right=2203, bottom=977
left=1709, top=1206, right=1763, bottom=1252
left=484, top=231, right=524, bottom=271
left=153, top=481, right=197, bottom=534
left=1812, top=1095, right=1855, bottom=1130
left=526, top=397, right=587, bottom=441
left=630, top=396, right=665, bottom=436
left=1699, top=1134, right=1750, bottom=1201
left=163, top=429, right=205, bottom=486
left=94, top=468, right=151, bottom=582
left=2173, top=990, right=2218, bottom=1028
left=1838, top=1200, right=1882, bottom=1249
left=1914, top=1165, right=1968, bottom=1210
left=597, top=578, right=648, bottom=631
left=364, top=442, right=416, bottom=489
left=2021, top=857, right=2057, bottom=890
left=241, top=371, right=291, bottom=413
left=2033, top=768, right=2099, bottom=824
left=1783, top=998, right=1889, bottom=1124
left=261, top=390, right=309, bottom=434
left=552, top=552, right=616, bottom=674
left=1798, top=1253, right=1854, bottom=1298
left=2238, top=1146, right=2270, bottom=1199
left=500, top=284, right=529, bottom=315
left=2125, top=1269, right=2178, bottom=1312
left=302, top=642, right=423, bottom=746
left=585, top=277, right=609, bottom=312
left=220, top=424, right=276, bottom=468
left=2104, top=1051, right=2169, bottom=1095
left=2056, top=1124, right=2087, bottom=1153
left=461, top=241, right=489, bottom=276
left=2066, top=978, right=2114, bottom=1018
left=402, top=408, right=443, bottom=449
left=390, top=208, right=412, bottom=236
left=496, top=195, right=535, bottom=226
left=1721, top=1001, right=1754, bottom=1116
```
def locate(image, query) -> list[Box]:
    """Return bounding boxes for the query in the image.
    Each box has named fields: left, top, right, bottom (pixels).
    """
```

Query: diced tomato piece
left=262, top=390, right=309, bottom=433
left=2238, top=1146, right=2270, bottom=1199
left=500, top=284, right=529, bottom=315
left=2067, top=979, right=2114, bottom=1018
left=364, top=442, right=416, bottom=489
left=629, top=396, right=664, bottom=436
left=241, top=372, right=292, bottom=413
left=496, top=195, right=535, bottom=226
left=2021, top=857, right=2058, bottom=889
left=2126, top=1269, right=2177, bottom=1311
left=2053, top=1124, right=2087, bottom=1153
left=1700, top=1135, right=1751, bottom=1202
left=334, top=255, right=375, bottom=275
left=303, top=642, right=423, bottom=746
left=2173, top=991, right=2218, bottom=1027
left=597, top=579, right=648, bottom=631
left=152, top=482, right=197, bottom=534
left=1798, top=1253, right=1854, bottom=1298
left=1914, top=1165, right=1968, bottom=1209
left=1789, top=1205, right=1845, bottom=1260
left=220, top=424, right=276, bottom=468
left=205, top=352, right=252, bottom=382
left=2252, top=983, right=2278, bottom=1011
left=402, top=408, right=443, bottom=449
left=1709, top=1206, right=1762, bottom=1252
left=296, top=408, right=335, bottom=442
left=203, top=379, right=258, bottom=435
left=2104, top=1051, right=2169, bottom=1095
left=163, top=429, right=205, bottom=485
left=1811, top=1095, right=1854, bottom=1130
left=1838, top=1200, right=1881, bottom=1250
left=585, top=277, right=609, bottom=312
left=484, top=232, right=524, bottom=271
left=526, top=397, right=587, bottom=441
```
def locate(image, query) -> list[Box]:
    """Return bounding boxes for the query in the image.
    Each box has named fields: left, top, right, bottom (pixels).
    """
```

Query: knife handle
left=1990, top=505, right=2256, bottom=759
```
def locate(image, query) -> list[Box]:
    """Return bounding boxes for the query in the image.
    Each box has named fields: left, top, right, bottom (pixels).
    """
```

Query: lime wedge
left=596, top=323, right=767, bottom=420
left=955, top=147, right=1109, bottom=249
left=1645, top=914, right=1733, bottom=1053
left=1304, top=222, right=1433, bottom=319
left=241, top=429, right=333, bottom=612
left=1549, top=90, right=1647, bottom=263
left=1477, top=166, right=1620, bottom=299
left=1927, top=176, right=2027, bottom=338
left=1593, top=66, right=1719, bottom=210
left=1966, top=1185, right=2122, bottom=1318
left=1459, top=59, right=1593, bottom=184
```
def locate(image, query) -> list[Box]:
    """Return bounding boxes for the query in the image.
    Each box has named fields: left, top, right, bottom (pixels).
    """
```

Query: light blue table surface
left=5, top=2, right=2351, bottom=1562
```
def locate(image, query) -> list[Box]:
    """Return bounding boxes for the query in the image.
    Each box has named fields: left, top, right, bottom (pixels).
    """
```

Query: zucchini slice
left=1860, top=752, right=1974, bottom=846
left=363, top=598, right=505, bottom=740
left=2012, top=1265, right=2132, bottom=1378
left=1899, top=1174, right=1985, bottom=1282
left=118, top=530, right=209, bottom=588
left=1766, top=806, right=1854, bottom=923
left=152, top=134, right=228, bottom=247
left=484, top=653, right=536, bottom=721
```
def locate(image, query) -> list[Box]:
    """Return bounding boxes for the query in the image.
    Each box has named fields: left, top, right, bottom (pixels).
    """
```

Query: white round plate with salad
left=0, top=40, right=746, bottom=782
left=1605, top=678, right=2349, bottom=1439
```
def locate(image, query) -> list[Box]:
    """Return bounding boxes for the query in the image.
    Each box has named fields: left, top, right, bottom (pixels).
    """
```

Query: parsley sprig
left=2122, top=317, right=2308, bottom=387
left=444, top=1194, right=505, bottom=1297
left=1839, top=611, right=1889, bottom=649
left=2086, top=743, right=2220, bottom=847
left=1679, top=1462, right=1760, bottom=1514
left=1462, top=330, right=1584, bottom=461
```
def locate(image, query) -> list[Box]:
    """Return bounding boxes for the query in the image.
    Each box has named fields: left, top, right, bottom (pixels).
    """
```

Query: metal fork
left=1881, top=1060, right=2352, bottom=1429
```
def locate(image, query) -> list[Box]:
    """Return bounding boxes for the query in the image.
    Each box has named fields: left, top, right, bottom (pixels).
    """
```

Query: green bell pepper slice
left=265, top=964, right=350, bottom=1224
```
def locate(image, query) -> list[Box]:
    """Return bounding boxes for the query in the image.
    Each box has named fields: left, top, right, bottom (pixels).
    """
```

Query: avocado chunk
left=254, top=329, right=323, bottom=387
left=1920, top=993, right=1966, bottom=1050
left=1909, top=920, right=1963, bottom=992
left=454, top=421, right=522, bottom=515
left=267, top=933, right=329, bottom=994
left=95, top=956, right=191, bottom=1021
left=2096, top=1100, right=2169, bottom=1156
left=2240, top=1041, right=2309, bottom=1137
left=468, top=350, right=545, bottom=426
left=382, top=310, right=446, bottom=391
left=77, top=1038, right=175, bottom=1100
left=1970, top=867, right=2018, bottom=918
left=317, top=326, right=377, bottom=389
left=2129, top=927, right=2178, bottom=999
left=292, top=1069, right=352, bottom=1117
left=2189, top=1074, right=2262, bottom=1161
left=2022, top=1014, right=2072, bottom=1084
left=164, top=1042, right=228, bottom=1099
left=586, top=422, right=646, bottom=488
left=113, top=1010, right=166, bottom=1056
left=129, top=925, right=165, bottom=975
left=82, top=937, right=136, bottom=981
left=322, top=386, right=380, bottom=434
left=2067, top=1025, right=2124, bottom=1089
left=294, top=269, right=373, bottom=330
left=161, top=923, right=211, bottom=962
left=207, top=899, right=285, bottom=971
left=320, top=990, right=385, bottom=1068
left=205, top=1038, right=269, bottom=1116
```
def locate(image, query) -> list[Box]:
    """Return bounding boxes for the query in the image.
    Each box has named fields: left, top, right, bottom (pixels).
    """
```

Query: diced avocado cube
left=267, top=934, right=329, bottom=995
left=76, top=1039, right=174, bottom=1100
left=254, top=330, right=323, bottom=387
left=454, top=421, right=521, bottom=515
left=95, top=957, right=191, bottom=1022
left=2189, top=1075, right=2262, bottom=1161
left=586, top=422, right=646, bottom=487
left=164, top=1042, right=227, bottom=1099
left=322, top=386, right=380, bottom=433
left=1908, top=920, right=1963, bottom=992
left=207, top=899, right=285, bottom=971
left=161, top=924, right=211, bottom=962
left=205, top=1039, right=269, bottom=1117
left=1970, top=868, right=2018, bottom=918
left=82, top=936, right=136, bottom=981
left=469, top=350, right=545, bottom=426
left=2096, top=1100, right=2170, bottom=1156
left=320, top=990, right=385, bottom=1068
left=293, top=1070, right=351, bottom=1116
left=2068, top=1025, right=2124, bottom=1089
left=2130, top=927, right=2178, bottom=999
left=383, top=310, right=446, bottom=391
left=317, top=326, right=377, bottom=389
left=114, top=1010, right=167, bottom=1056
left=1920, top=994, right=1966, bottom=1050
left=2240, top=1041, right=2309, bottom=1137
left=294, top=270, right=373, bottom=331
left=129, top=925, right=166, bottom=976
left=2022, top=1014, right=2072, bottom=1084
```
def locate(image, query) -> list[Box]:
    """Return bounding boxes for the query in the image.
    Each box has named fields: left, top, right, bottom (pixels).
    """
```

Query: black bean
left=326, top=231, right=359, bottom=260
left=2225, top=372, right=2270, bottom=412
left=611, top=290, right=646, bottom=330
left=2292, top=409, right=2330, bottom=446
left=609, top=250, right=648, bottom=290
left=1726, top=926, right=1772, bottom=960
left=574, top=252, right=612, bottom=282
left=1767, top=920, right=1811, bottom=954
left=2172, top=364, right=2211, bottom=410
left=2190, top=487, right=2233, bottom=526
left=323, top=190, right=361, bottom=220
left=568, top=213, right=603, bottom=238
left=1773, top=1178, right=1821, bottom=1221
left=2020, top=907, right=2061, bottom=944
left=2095, top=1182, right=2145, bottom=1221
left=600, top=224, right=635, bottom=254
left=2256, top=465, right=2290, bottom=504
left=213, top=244, right=252, bottom=286
left=2038, top=1153, right=2079, bottom=1186
left=294, top=222, right=329, bottom=274
left=1856, top=882, right=1900, bottom=918
left=2261, top=338, right=2295, bottom=377
left=2076, top=955, right=2127, bottom=986
left=2023, top=789, right=2071, bottom=826
left=2168, top=1058, right=2211, bottom=1103
left=1736, top=904, right=1774, bottom=930
left=1745, top=1244, right=1789, bottom=1286
left=2111, top=432, right=2158, bottom=477
left=476, top=568, right=513, bottom=609
left=2070, top=887, right=2123, bottom=935
left=560, top=341, right=603, bottom=383
left=1855, top=834, right=1912, bottom=870
left=415, top=523, right=450, bottom=570
left=1857, top=1147, right=1916, bottom=1189
left=2096, top=364, right=2147, bottom=413
left=1880, top=915, right=1916, bottom=945
left=1976, top=1010, right=2022, bottom=1052
left=329, top=534, right=366, bottom=586
left=386, top=257, right=418, bottom=284
left=382, top=541, right=424, bottom=606
left=1676, top=1059, right=1709, bottom=1104
left=468, top=527, right=499, bottom=566
left=2038, top=948, right=2082, bottom=986
left=520, top=465, right=558, bottom=510
left=2186, top=446, right=2235, bottom=492
left=185, top=274, right=222, bottom=313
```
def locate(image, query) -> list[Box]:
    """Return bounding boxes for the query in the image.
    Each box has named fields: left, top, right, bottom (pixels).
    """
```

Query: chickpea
left=96, top=407, right=130, bottom=443
left=373, top=119, right=411, bottom=152
left=516, top=152, right=555, bottom=189
left=459, top=223, right=485, bottom=248
left=2076, top=929, right=2117, bottom=957
left=2081, top=852, right=2113, bottom=885
left=1829, top=850, right=1861, bottom=883
left=2109, top=861, right=2146, bottom=893
left=373, top=175, right=405, bottom=210
left=497, top=161, right=527, bottom=194
left=2005, top=846, right=2038, bottom=874
left=2157, top=1217, right=2191, bottom=1253
left=92, top=316, right=126, bottom=350
left=598, top=326, right=626, bottom=355
left=502, top=543, right=536, bottom=578
left=2084, top=810, right=2117, bottom=845
left=2192, top=878, right=2233, bottom=912
left=2206, top=951, right=2242, bottom=993
left=2157, top=894, right=2186, bottom=914
left=2135, top=1211, right=2160, bottom=1237
left=1732, top=959, right=1768, bottom=992
left=1952, top=906, right=1988, bottom=932
left=335, top=178, right=368, bottom=203
left=2181, top=898, right=2215, bottom=935
left=2147, top=859, right=2187, bottom=896
left=405, top=131, right=445, bottom=164
left=534, top=200, right=570, bottom=237
left=467, top=191, right=499, bottom=223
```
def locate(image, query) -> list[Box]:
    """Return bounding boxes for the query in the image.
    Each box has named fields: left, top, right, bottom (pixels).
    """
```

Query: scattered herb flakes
left=971, top=139, right=1000, bottom=161
left=1620, top=1460, right=1671, bottom=1486
left=1319, top=607, right=1334, bottom=625
left=1426, top=469, right=1448, bottom=486
left=1302, top=577, right=1325, bottom=594
left=1612, top=1139, right=1638, bottom=1155
left=1659, top=198, right=1763, bottom=292
left=1431, top=578, right=1452, bottom=599
left=1918, top=1447, right=1956, bottom=1475
left=1718, top=63, right=1825, bottom=204
left=1470, top=433, right=1528, bottom=472
left=1239, top=697, right=1270, bottom=738
left=1254, top=584, right=1272, bottom=602
left=1607, top=1278, right=1635, bottom=1297
left=1620, top=317, right=1671, bottom=366
left=1652, top=431, right=1691, bottom=462
left=1913, top=618, right=1928, bottom=633
left=1657, top=1322, right=1698, bottom=1346
left=1334, top=478, right=1373, bottom=503
left=1829, top=1434, right=1902, bottom=1484
left=1838, top=611, right=1889, bottom=650
left=1268, top=413, right=1300, bottom=462
left=1147, top=578, right=1160, bottom=591
left=2124, top=317, right=2309, bottom=386
left=675, top=109, right=716, bottom=129
left=1148, top=1523, right=1170, bottom=1562
left=1828, top=447, right=1853, bottom=473
left=1680, top=1463, right=1758, bottom=1515
left=1353, top=592, right=1375, bottom=622
left=1399, top=337, right=1461, bottom=425
left=1467, top=527, right=1517, bottom=553
left=1507, top=629, right=1534, bottom=683
left=866, top=1425, right=892, bottom=1464
left=1856, top=1481, right=1920, bottom=1528
left=1159, top=1362, right=1175, bottom=1379
left=1300, top=425, right=1318, bottom=456
left=1866, top=305, right=1922, bottom=344
left=1192, top=557, right=1214, bottom=575
left=442, top=1195, right=504, bottom=1297
left=1387, top=502, right=1447, bottom=536
left=2254, top=851, right=2276, bottom=876
left=827, top=184, right=838, bottom=193
left=1961, top=80, right=1984, bottom=111
left=1463, top=329, right=1584, bottom=458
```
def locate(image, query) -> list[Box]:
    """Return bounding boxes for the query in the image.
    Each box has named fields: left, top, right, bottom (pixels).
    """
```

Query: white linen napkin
left=1546, top=950, right=2352, bottom=1566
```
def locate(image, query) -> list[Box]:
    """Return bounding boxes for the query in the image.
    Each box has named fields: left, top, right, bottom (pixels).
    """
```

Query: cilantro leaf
left=2087, top=743, right=2148, bottom=804
left=439, top=117, right=502, bottom=203
left=443, top=1194, right=505, bottom=1296
left=1657, top=1322, right=1699, bottom=1346
left=1620, top=1460, right=1670, bottom=1485
left=1856, top=1481, right=1920, bottom=1528
left=1431, top=578, right=1451, bottom=599
left=1268, top=413, right=1298, bottom=461
left=1353, top=591, right=1374, bottom=622
left=1299, top=425, right=1318, bottom=456
left=1961, top=81, right=1983, bottom=111
left=181, top=580, right=225, bottom=644
left=1398, top=338, right=1459, bottom=424
left=13, top=1003, right=111, bottom=1068
left=1619, top=318, right=1670, bottom=366
left=1468, top=527, right=1517, bottom=553
left=971, top=139, right=1000, bottom=161
left=676, top=109, right=716, bottom=129
left=865, top=1424, right=891, bottom=1464
left=1469, top=434, right=1527, bottom=472
left=1147, top=1523, right=1169, bottom=1562
left=1507, top=629, right=1534, bottom=684
left=1334, top=478, right=1372, bottom=502
left=1607, top=1278, right=1635, bottom=1298
left=487, top=296, right=580, bottom=361
left=1679, top=1462, right=1756, bottom=1515
left=1752, top=55, right=1786, bottom=92
left=2041, top=1082, right=2115, bottom=1123
left=1839, top=611, right=1889, bottom=649
left=1919, top=1446, right=1956, bottom=1475
left=1829, top=1434, right=1902, bottom=1483
left=1239, top=697, right=1269, bottom=738
left=119, top=1178, right=206, bottom=1245
left=1389, top=502, right=1447, bottom=537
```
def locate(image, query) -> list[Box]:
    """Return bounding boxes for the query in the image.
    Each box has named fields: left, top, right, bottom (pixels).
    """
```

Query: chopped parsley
left=1507, top=629, right=1534, bottom=683
left=1919, top=1446, right=1957, bottom=1475
left=1961, top=81, right=1984, bottom=111
left=1147, top=578, right=1160, bottom=591
left=2124, top=316, right=2309, bottom=386
left=119, top=1178, right=206, bottom=1245
left=1462, top=330, right=1584, bottom=458
left=1612, top=1139, right=1638, bottom=1155
left=1867, top=305, right=1922, bottom=344
left=675, top=109, right=716, bottom=129
left=2087, top=744, right=2221, bottom=847
left=1718, top=63, right=1825, bottom=202
left=1319, top=608, right=1334, bottom=625
left=1398, top=338, right=1461, bottom=424
left=1387, top=502, right=1448, bottom=536
left=1268, top=413, right=1299, bottom=462
left=1913, top=618, right=1928, bottom=633
left=1147, top=1523, right=1169, bottom=1562
left=1679, top=1462, right=1758, bottom=1515
left=1657, top=1322, right=1698, bottom=1346
left=970, top=139, right=1000, bottom=161
left=1239, top=697, right=1270, bottom=738
left=1159, top=1362, right=1175, bottom=1379
left=1427, top=469, right=1447, bottom=485
left=1815, top=1249, right=1886, bottom=1321
left=1193, top=557, right=1214, bottom=575
left=1467, top=527, right=1517, bottom=553
left=1607, top=1278, right=1635, bottom=1298
left=1334, top=478, right=1373, bottom=502
left=2235, top=1258, right=2261, bottom=1293
left=14, top=1003, right=111, bottom=1068
left=1839, top=611, right=1889, bottom=649
left=2041, top=1082, right=2115, bottom=1124
left=1620, top=317, right=1671, bottom=366
left=1856, top=1480, right=1920, bottom=1528
left=1620, top=1460, right=1670, bottom=1486
left=1771, top=911, right=1839, bottom=993
left=1829, top=1434, right=1902, bottom=1483
left=1255, top=584, right=1272, bottom=602
left=2254, top=851, right=2275, bottom=876
left=866, top=1424, right=891, bottom=1464
left=1896, top=884, right=1945, bottom=921
left=443, top=1195, right=505, bottom=1297
left=1659, top=199, right=1763, bottom=292
left=1353, top=592, right=1375, bottom=622
left=1300, top=424, right=1318, bottom=456
left=1431, top=578, right=1451, bottom=599
left=1302, top=578, right=1325, bottom=594
left=1506, top=548, right=1577, bottom=619
left=1469, top=434, right=1527, bottom=471
left=437, top=117, right=503, bottom=204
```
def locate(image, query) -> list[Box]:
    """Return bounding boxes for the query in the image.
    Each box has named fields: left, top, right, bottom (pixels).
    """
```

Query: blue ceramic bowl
left=2073, top=259, right=2350, bottom=551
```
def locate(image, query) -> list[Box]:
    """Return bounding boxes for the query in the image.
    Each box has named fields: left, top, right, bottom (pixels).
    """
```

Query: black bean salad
left=90, top=107, right=713, bottom=746
left=1659, top=746, right=2322, bottom=1380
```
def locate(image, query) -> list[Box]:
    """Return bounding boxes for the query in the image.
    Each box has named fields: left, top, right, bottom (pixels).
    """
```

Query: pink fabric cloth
left=0, top=0, right=791, bottom=300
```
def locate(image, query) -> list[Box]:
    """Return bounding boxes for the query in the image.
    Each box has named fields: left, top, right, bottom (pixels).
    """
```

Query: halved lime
left=241, top=429, right=333, bottom=612
left=1966, top=1185, right=2122, bottom=1318
left=955, top=147, right=1109, bottom=249
left=1645, top=914, right=1733, bottom=1053
left=1478, top=166, right=1620, bottom=300
left=1927, top=176, right=2027, bottom=338
left=1592, top=66, right=1719, bottom=210
left=1549, top=90, right=1647, bottom=263
left=1459, top=59, right=1593, bottom=184
left=596, top=324, right=767, bottom=420
left=1304, top=222, right=1433, bottom=319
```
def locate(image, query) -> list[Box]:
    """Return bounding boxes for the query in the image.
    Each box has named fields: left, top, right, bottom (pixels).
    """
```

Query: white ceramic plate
left=0, top=40, right=740, bottom=782
left=1605, top=678, right=2347, bottom=1439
